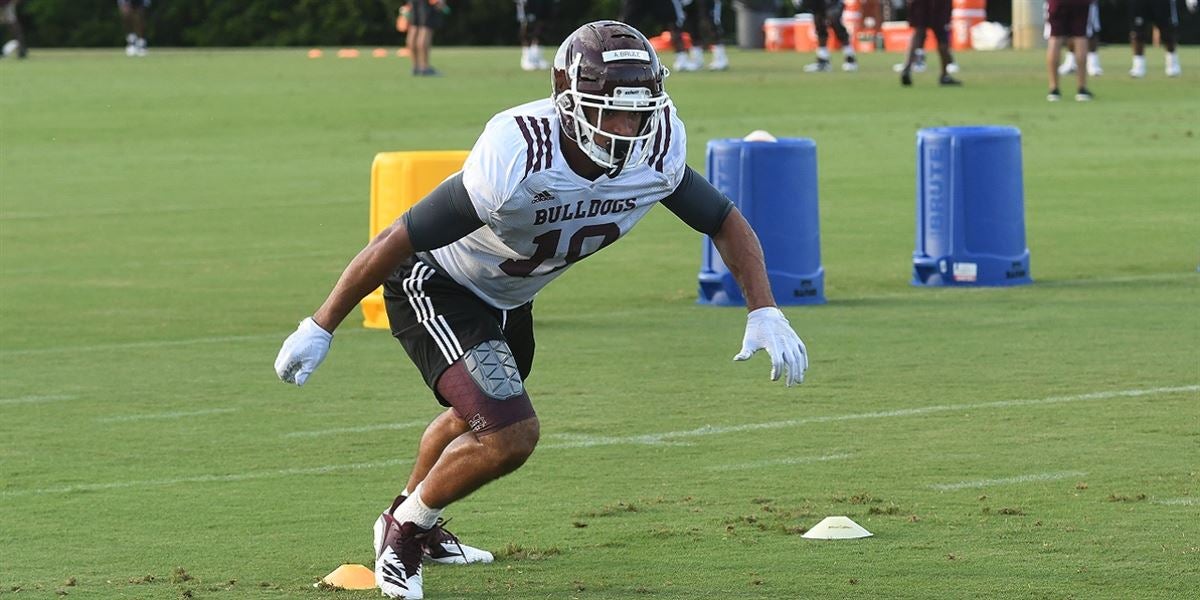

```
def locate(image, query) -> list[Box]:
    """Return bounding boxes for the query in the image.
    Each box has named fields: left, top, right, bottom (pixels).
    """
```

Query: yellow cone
left=315, top=564, right=375, bottom=590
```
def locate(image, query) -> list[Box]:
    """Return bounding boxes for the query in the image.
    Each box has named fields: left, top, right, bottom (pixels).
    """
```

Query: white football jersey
left=429, top=97, right=688, bottom=309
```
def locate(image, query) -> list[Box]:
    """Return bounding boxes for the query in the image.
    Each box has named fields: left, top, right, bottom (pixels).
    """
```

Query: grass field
left=1, top=46, right=1198, bottom=599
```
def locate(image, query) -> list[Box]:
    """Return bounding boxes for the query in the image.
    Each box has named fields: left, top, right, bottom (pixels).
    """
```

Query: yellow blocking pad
left=361, top=150, right=469, bottom=329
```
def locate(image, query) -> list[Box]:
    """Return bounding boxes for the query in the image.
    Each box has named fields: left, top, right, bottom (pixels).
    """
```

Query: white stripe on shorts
left=403, top=262, right=463, bottom=364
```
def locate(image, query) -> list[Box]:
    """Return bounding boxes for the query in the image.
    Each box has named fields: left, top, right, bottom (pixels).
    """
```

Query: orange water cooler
left=951, top=0, right=987, bottom=50
left=794, top=14, right=816, bottom=52
left=763, top=18, right=796, bottom=51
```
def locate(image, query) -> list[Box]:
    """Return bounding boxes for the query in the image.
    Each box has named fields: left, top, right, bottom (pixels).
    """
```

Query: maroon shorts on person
left=1047, top=0, right=1090, bottom=38
left=907, top=0, right=951, bottom=32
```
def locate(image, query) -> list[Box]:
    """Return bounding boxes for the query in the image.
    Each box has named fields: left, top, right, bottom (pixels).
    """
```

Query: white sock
left=1061, top=53, right=1076, bottom=67
left=391, top=484, right=442, bottom=529
left=126, top=33, right=138, bottom=45
left=816, top=47, right=830, bottom=61
left=530, top=43, right=540, bottom=56
left=1166, top=52, right=1179, bottom=68
left=712, top=44, right=726, bottom=61
left=1132, top=55, right=1145, bottom=69
left=843, top=47, right=856, bottom=59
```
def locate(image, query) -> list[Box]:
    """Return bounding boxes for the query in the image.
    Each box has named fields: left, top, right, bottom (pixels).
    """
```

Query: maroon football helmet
left=551, top=21, right=671, bottom=174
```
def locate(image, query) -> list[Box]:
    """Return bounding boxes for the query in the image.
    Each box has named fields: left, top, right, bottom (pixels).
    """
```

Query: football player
left=682, top=0, right=730, bottom=71
left=0, top=0, right=27, bottom=59
left=117, top=0, right=149, bottom=57
left=620, top=0, right=694, bottom=71
left=898, top=0, right=962, bottom=86
left=275, top=20, right=809, bottom=599
left=1055, top=1, right=1103, bottom=77
left=1128, top=0, right=1196, bottom=77
left=795, top=0, right=858, bottom=73
left=1045, top=0, right=1095, bottom=102
left=515, top=0, right=555, bottom=71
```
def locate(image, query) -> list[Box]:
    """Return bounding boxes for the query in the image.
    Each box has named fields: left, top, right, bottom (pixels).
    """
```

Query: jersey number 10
left=499, top=223, right=621, bottom=277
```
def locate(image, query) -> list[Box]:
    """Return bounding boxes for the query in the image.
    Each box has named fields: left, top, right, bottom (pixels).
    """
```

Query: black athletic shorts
left=409, top=0, right=444, bottom=29
left=1128, top=0, right=1177, bottom=34
left=383, top=255, right=535, bottom=407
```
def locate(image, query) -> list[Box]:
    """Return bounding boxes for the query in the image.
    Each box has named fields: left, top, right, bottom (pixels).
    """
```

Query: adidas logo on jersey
left=532, top=190, right=555, bottom=204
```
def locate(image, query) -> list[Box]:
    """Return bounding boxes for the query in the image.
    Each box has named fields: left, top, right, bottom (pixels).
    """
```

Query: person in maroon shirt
left=898, top=0, right=961, bottom=87
left=1045, top=0, right=1094, bottom=101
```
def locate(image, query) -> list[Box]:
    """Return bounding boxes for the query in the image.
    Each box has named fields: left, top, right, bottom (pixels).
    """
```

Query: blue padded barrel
left=699, top=137, right=825, bottom=305
left=912, top=126, right=1032, bottom=287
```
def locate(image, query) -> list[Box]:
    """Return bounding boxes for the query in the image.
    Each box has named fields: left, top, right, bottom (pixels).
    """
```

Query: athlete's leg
left=1047, top=35, right=1063, bottom=91
left=1073, top=37, right=1087, bottom=88
left=403, top=409, right=470, bottom=494
left=418, top=417, right=540, bottom=508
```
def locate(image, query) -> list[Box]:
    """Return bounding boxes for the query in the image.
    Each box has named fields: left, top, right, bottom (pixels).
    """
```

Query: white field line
left=284, top=421, right=427, bottom=438
left=4, top=385, right=1195, bottom=497
left=1152, top=498, right=1199, bottom=506
left=706, top=453, right=854, bottom=472
left=97, top=408, right=239, bottom=423
left=541, top=385, right=1199, bottom=449
left=930, top=471, right=1088, bottom=491
left=0, top=394, right=76, bottom=406
left=0, top=458, right=413, bottom=498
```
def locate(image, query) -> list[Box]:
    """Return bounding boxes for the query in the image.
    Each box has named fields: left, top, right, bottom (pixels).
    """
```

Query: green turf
left=1, top=46, right=1198, bottom=599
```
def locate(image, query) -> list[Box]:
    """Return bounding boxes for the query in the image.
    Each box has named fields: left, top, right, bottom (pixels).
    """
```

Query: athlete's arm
left=713, top=209, right=810, bottom=386
left=660, top=166, right=734, bottom=236
left=312, top=173, right=482, bottom=333
left=275, top=174, right=483, bottom=386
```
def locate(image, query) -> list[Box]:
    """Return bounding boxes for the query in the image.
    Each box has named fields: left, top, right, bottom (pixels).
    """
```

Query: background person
left=0, top=0, right=26, bottom=59
left=1045, top=0, right=1094, bottom=101
left=118, top=0, right=149, bottom=57
left=405, top=0, right=447, bottom=76
left=1128, top=0, right=1196, bottom=77
left=795, top=0, right=858, bottom=73
left=898, top=0, right=961, bottom=86
left=1056, top=0, right=1103, bottom=76
left=515, top=0, right=555, bottom=71
left=682, top=0, right=729, bottom=70
left=274, top=19, right=809, bottom=600
left=620, top=0, right=694, bottom=71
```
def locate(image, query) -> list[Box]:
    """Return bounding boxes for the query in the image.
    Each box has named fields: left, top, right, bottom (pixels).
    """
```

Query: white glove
left=1188, top=0, right=1198, bottom=14
left=733, top=307, right=809, bottom=387
left=274, top=317, right=333, bottom=386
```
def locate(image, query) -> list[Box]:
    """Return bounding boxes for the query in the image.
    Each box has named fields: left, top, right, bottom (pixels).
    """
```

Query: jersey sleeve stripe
left=526, top=116, right=547, bottom=176
left=647, top=118, right=665, bottom=172
left=538, top=117, right=553, bottom=171
left=656, top=105, right=672, bottom=173
left=514, top=116, right=537, bottom=180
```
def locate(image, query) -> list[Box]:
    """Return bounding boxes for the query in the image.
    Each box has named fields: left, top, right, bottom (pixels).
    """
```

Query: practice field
left=1, top=46, right=1197, bottom=599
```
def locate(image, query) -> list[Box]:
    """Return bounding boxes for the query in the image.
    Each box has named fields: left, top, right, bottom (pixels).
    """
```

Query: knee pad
left=437, top=340, right=536, bottom=436
left=463, top=340, right=524, bottom=399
